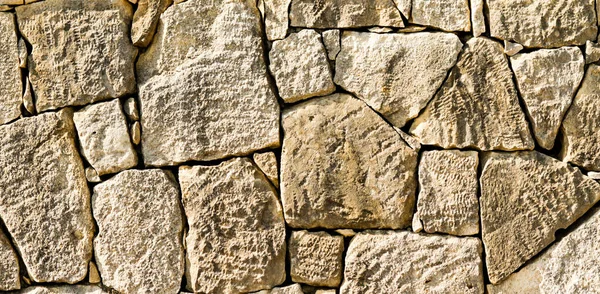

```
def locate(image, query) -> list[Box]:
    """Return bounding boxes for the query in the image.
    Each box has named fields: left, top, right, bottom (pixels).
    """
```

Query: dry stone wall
left=2, top=0, right=600, bottom=293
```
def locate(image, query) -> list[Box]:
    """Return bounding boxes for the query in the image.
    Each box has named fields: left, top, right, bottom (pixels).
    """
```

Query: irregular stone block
left=123, top=97, right=139, bottom=121
left=392, top=0, right=410, bottom=18
left=22, top=77, right=34, bottom=115
left=410, top=37, right=534, bottom=151
left=131, top=0, right=172, bottom=47
left=0, top=230, right=19, bottom=291
left=480, top=151, right=600, bottom=283
left=322, top=29, right=340, bottom=60
left=471, top=0, right=485, bottom=37
left=585, top=40, right=600, bottom=64
left=503, top=40, right=523, bottom=56
left=16, top=0, right=137, bottom=112
left=269, top=29, right=335, bottom=103
left=510, top=47, right=584, bottom=150
left=270, top=284, right=303, bottom=294
left=410, top=0, right=470, bottom=32
left=341, top=231, right=484, bottom=293
left=15, top=285, right=108, bottom=294
left=335, top=31, right=462, bottom=127
left=88, top=262, right=100, bottom=284
left=85, top=167, right=101, bottom=183
left=281, top=93, right=417, bottom=229
left=93, top=169, right=184, bottom=294
left=264, top=0, right=290, bottom=40
left=289, top=230, right=344, bottom=287
left=179, top=158, right=286, bottom=293
left=0, top=12, right=21, bottom=125
left=253, top=151, right=279, bottom=187
left=130, top=121, right=141, bottom=145
left=0, top=111, right=94, bottom=283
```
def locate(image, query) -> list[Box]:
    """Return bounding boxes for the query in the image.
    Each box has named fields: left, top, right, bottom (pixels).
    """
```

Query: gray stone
left=392, top=0, right=410, bottom=18
left=131, top=0, right=172, bottom=47
left=410, top=0, right=471, bottom=32
left=0, top=230, right=19, bottom=291
left=322, top=29, right=340, bottom=60
left=0, top=12, right=21, bottom=125
left=289, top=231, right=344, bottom=287
left=253, top=151, right=278, bottom=188
left=264, top=0, right=290, bottom=40
left=88, top=262, right=100, bottom=284
left=503, top=40, right=523, bottom=56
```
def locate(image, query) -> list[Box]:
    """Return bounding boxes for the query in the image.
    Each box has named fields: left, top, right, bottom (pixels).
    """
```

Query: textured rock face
left=322, top=30, right=340, bottom=60
left=264, top=0, right=290, bottom=40
left=289, top=0, right=404, bottom=28
left=179, top=158, right=286, bottom=293
left=253, top=151, right=279, bottom=187
left=269, top=29, right=335, bottom=103
left=281, top=93, right=417, bottom=229
left=16, top=285, right=108, bottom=294
left=73, top=99, right=138, bottom=176
left=415, top=150, right=479, bottom=236
left=289, top=230, right=344, bottom=287
left=510, top=47, right=584, bottom=150
left=335, top=32, right=462, bottom=127
left=270, top=284, right=303, bottom=294
left=16, top=0, right=137, bottom=112
left=0, top=12, right=21, bottom=125
left=0, top=111, right=94, bottom=283
left=410, top=37, right=534, bottom=151
left=480, top=151, right=600, bottom=284
left=92, top=169, right=184, bottom=294
left=410, top=0, right=470, bottom=32
left=471, top=0, right=485, bottom=36
left=0, top=230, right=19, bottom=291
left=136, top=0, right=280, bottom=166
left=487, top=0, right=597, bottom=48
left=341, top=231, right=484, bottom=293
left=131, top=0, right=172, bottom=47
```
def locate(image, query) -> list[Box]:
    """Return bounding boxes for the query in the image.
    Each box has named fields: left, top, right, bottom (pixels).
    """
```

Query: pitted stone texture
left=335, top=32, right=462, bottom=127
left=415, top=150, right=479, bottom=236
left=341, top=231, right=484, bottom=293
left=410, top=0, right=470, bottom=32
left=480, top=151, right=600, bottom=284
left=410, top=37, right=534, bottom=151
left=487, top=0, right=597, bottom=48
left=73, top=99, right=138, bottom=176
left=93, top=169, right=184, bottom=294
left=510, top=47, right=584, bottom=150
left=289, top=230, right=344, bottom=287
left=289, top=0, right=404, bottom=29
left=16, top=285, right=108, bottom=294
left=561, top=65, right=600, bottom=171
left=270, top=30, right=335, bottom=103
left=322, top=30, right=340, bottom=60
left=16, top=0, right=137, bottom=112
left=136, top=0, right=280, bottom=166
left=253, top=151, right=279, bottom=187
left=131, top=0, right=172, bottom=47
left=281, top=93, right=418, bottom=229
left=179, top=158, right=286, bottom=293
left=0, top=12, right=21, bottom=125
left=0, top=111, right=94, bottom=283
left=264, top=0, right=290, bottom=40
left=0, top=230, right=19, bottom=291
left=471, top=0, right=485, bottom=37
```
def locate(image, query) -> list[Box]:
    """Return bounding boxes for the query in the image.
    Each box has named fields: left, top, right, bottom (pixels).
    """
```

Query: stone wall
left=0, top=0, right=599, bottom=293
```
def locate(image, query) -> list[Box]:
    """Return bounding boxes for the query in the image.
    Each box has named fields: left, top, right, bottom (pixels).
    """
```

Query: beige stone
left=410, top=0, right=471, bottom=32
left=131, top=0, right=172, bottom=47
left=0, top=0, right=21, bottom=5
left=0, top=12, right=21, bottom=125
left=85, top=167, right=101, bottom=183
left=289, top=231, right=344, bottom=287
left=0, top=230, right=19, bottom=291
left=131, top=121, right=141, bottom=145
left=15, top=285, right=108, bottom=294
left=16, top=0, right=137, bottom=112
left=264, top=0, right=290, bottom=40
left=73, top=99, right=138, bottom=176
left=0, top=5, right=10, bottom=11
left=289, top=0, right=404, bottom=28
left=410, top=37, right=534, bottom=151
left=253, top=151, right=278, bottom=187
left=488, top=0, right=597, bottom=48
left=585, top=40, right=600, bottom=64
left=471, top=0, right=485, bottom=37
left=393, top=0, right=410, bottom=18
left=179, top=158, right=286, bottom=293
left=88, top=262, right=100, bottom=284
left=271, top=284, right=303, bottom=294
left=123, top=97, right=139, bottom=121
left=341, top=231, right=484, bottom=293
left=510, top=47, right=584, bottom=150
left=22, top=76, right=34, bottom=115
left=588, top=171, right=600, bottom=180
left=0, top=111, right=94, bottom=283
left=270, top=29, right=335, bottom=103
left=503, top=40, right=523, bottom=56
left=335, top=229, right=355, bottom=237
left=281, top=94, right=417, bottom=229
left=17, top=38, right=26, bottom=68
left=335, top=31, right=462, bottom=127
left=322, top=29, right=340, bottom=60
left=368, top=27, right=393, bottom=33
left=480, top=151, right=600, bottom=284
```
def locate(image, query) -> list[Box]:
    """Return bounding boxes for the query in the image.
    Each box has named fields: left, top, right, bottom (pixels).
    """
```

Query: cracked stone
left=0, top=12, right=21, bottom=125
left=264, top=0, right=290, bottom=40
left=253, top=151, right=279, bottom=188
left=289, top=230, right=344, bottom=287
left=322, top=29, right=340, bottom=60
left=0, top=230, right=19, bottom=291
left=131, top=0, right=172, bottom=47
left=410, top=0, right=471, bottom=32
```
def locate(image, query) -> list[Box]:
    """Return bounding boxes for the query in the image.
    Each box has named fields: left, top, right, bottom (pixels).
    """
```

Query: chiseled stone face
left=0, top=230, right=19, bottom=291
left=0, top=12, right=21, bottom=125
left=410, top=0, right=471, bottom=32
left=281, top=93, right=417, bottom=229
left=289, top=0, right=404, bottom=28
left=289, top=230, right=344, bottom=287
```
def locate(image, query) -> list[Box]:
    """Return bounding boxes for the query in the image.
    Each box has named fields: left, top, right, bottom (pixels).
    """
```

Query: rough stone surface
left=393, top=0, right=410, bottom=18
left=0, top=12, right=21, bottom=125
left=415, top=150, right=479, bottom=236
left=410, top=0, right=470, bottom=32
left=131, top=121, right=141, bottom=145
left=322, top=29, right=340, bottom=60
left=289, top=230, right=344, bottom=287
left=480, top=151, right=600, bottom=284
left=0, top=111, right=94, bottom=283
left=335, top=31, right=462, bottom=127
left=341, top=231, right=484, bottom=293
left=179, top=158, right=286, bottom=293
left=16, top=0, right=137, bottom=112
left=270, top=29, right=335, bottom=103
left=410, top=37, right=534, bottom=151
left=85, top=167, right=101, bottom=183
left=131, top=0, right=172, bottom=47
left=503, top=40, right=523, bottom=56
left=289, top=0, right=405, bottom=29
left=281, top=93, right=418, bottom=229
left=510, top=47, right=584, bottom=150
left=471, top=0, right=485, bottom=37
left=123, top=97, right=139, bottom=121
left=270, top=284, right=303, bottom=294
left=487, top=0, right=597, bottom=48
left=0, top=230, right=20, bottom=291
left=73, top=99, right=138, bottom=176
left=15, top=285, right=108, bottom=294
left=88, top=262, right=100, bottom=284
left=253, top=151, right=278, bottom=187
left=264, top=0, right=290, bottom=40
left=23, top=77, right=35, bottom=115
left=585, top=40, right=600, bottom=64
left=93, top=169, right=184, bottom=294
left=136, top=0, right=280, bottom=166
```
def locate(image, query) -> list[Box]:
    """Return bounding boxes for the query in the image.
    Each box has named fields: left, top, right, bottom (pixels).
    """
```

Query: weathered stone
left=392, top=0, right=410, bottom=18
left=0, top=230, right=19, bottom=291
left=510, top=47, right=584, bottom=150
left=270, top=29, right=335, bottom=103
left=253, top=151, right=278, bottom=188
left=93, top=169, right=184, bottom=294
left=73, top=99, right=138, bottom=176
left=397, top=25, right=427, bottom=32
left=415, top=150, right=479, bottom=236
left=341, top=231, right=484, bottom=293
left=395, top=128, right=421, bottom=151
left=271, top=284, right=303, bottom=294
left=16, top=0, right=137, bottom=112
left=15, top=285, right=108, bottom=294
left=131, top=0, right=172, bottom=47
left=88, top=262, right=100, bottom=284
left=410, top=37, right=534, bottom=151
left=412, top=212, right=423, bottom=232
left=322, top=29, right=340, bottom=60
left=0, top=0, right=21, bottom=5
left=179, top=158, right=286, bottom=293
left=588, top=171, right=600, bottom=180
left=368, top=27, right=393, bottom=33
left=335, top=31, right=462, bottom=127
left=410, top=0, right=470, bottom=32
left=131, top=121, right=141, bottom=145
left=471, top=0, right=485, bottom=37
left=281, top=93, right=418, bottom=229
left=585, top=40, right=600, bottom=64
left=85, top=167, right=101, bottom=183
left=0, top=12, right=21, bottom=125
left=561, top=64, right=600, bottom=171
left=22, top=77, right=35, bottom=115
left=0, top=111, right=94, bottom=283
left=289, top=0, right=404, bottom=29
left=264, top=0, right=290, bottom=40
left=315, top=290, right=336, bottom=294
left=335, top=229, right=355, bottom=237
left=123, top=97, right=139, bottom=121
left=17, top=38, right=26, bottom=68
left=480, top=151, right=600, bottom=284
left=487, top=0, right=597, bottom=48
left=289, top=231, right=344, bottom=287
left=136, top=0, right=280, bottom=166
left=503, top=40, right=523, bottom=56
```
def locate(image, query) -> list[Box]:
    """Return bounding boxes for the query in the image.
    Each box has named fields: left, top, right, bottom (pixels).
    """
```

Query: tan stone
left=15, top=285, right=108, bottom=294
left=264, top=0, right=290, bottom=40
left=123, top=97, right=139, bottom=121
left=503, top=40, right=523, bottom=56
left=0, top=0, right=21, bottom=5
left=585, top=40, right=600, bottom=64
left=471, top=0, right=485, bottom=37
left=22, top=77, right=34, bottom=115
left=17, top=38, right=26, bottom=68
left=289, top=0, right=404, bottom=28
left=0, top=12, right=21, bottom=125
left=131, top=121, right=141, bottom=145
left=0, top=5, right=10, bottom=11
left=393, top=0, right=410, bottom=18
left=253, top=151, right=278, bottom=187
left=88, top=262, right=100, bottom=284
left=410, top=0, right=471, bottom=32
left=271, top=284, right=303, bottom=294
left=335, top=229, right=355, bottom=237
left=289, top=231, right=344, bottom=287
left=368, top=27, right=393, bottom=33
left=131, top=0, right=172, bottom=47
left=322, top=29, right=340, bottom=60
left=0, top=230, right=20, bottom=291
left=281, top=94, right=417, bottom=229
left=85, top=167, right=101, bottom=183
